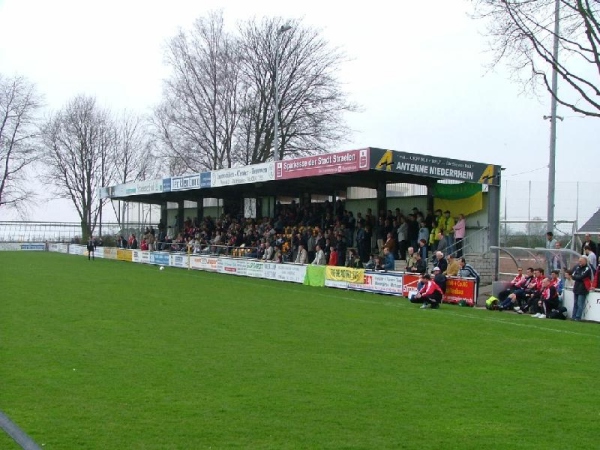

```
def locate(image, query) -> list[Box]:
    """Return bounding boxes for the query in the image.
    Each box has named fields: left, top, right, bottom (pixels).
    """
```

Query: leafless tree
left=0, top=74, right=43, bottom=215
left=154, top=10, right=240, bottom=172
left=41, top=95, right=117, bottom=240
left=111, top=111, right=157, bottom=227
left=473, top=0, right=600, bottom=117
left=155, top=12, right=358, bottom=169
left=236, top=17, right=358, bottom=162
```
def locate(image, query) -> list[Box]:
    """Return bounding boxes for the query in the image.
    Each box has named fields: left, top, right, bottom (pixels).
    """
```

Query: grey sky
left=0, top=0, right=597, bottom=225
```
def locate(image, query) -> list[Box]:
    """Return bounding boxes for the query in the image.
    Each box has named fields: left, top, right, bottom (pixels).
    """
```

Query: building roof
left=578, top=208, right=600, bottom=234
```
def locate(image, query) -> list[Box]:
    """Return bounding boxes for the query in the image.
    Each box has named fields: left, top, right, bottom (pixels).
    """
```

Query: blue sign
left=162, top=178, right=171, bottom=192
left=201, top=172, right=211, bottom=188
left=20, top=244, right=46, bottom=251
left=152, top=252, right=170, bottom=266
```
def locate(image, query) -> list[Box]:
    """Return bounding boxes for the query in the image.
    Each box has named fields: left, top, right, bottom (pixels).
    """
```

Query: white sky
left=0, top=0, right=597, bottom=225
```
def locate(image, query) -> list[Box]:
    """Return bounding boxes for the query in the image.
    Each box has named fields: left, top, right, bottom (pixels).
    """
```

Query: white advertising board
left=276, top=264, right=307, bottom=284
left=170, top=254, right=189, bottom=269
left=211, top=162, right=274, bottom=187
left=348, top=272, right=404, bottom=296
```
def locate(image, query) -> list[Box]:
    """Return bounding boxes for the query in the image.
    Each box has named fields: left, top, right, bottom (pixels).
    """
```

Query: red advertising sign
left=275, top=149, right=370, bottom=180
left=444, top=277, right=477, bottom=306
left=402, top=274, right=477, bottom=306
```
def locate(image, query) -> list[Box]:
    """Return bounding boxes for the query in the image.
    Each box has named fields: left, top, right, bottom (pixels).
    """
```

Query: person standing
left=545, top=231, right=557, bottom=274
left=86, top=236, right=96, bottom=261
left=581, top=233, right=597, bottom=256
left=571, top=256, right=592, bottom=321
left=453, top=214, right=466, bottom=258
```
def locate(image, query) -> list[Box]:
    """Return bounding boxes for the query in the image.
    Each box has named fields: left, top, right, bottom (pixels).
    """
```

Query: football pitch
left=2, top=252, right=598, bottom=449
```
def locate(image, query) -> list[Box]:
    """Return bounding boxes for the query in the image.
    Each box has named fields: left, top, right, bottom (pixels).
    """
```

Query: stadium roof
left=101, top=147, right=501, bottom=204
left=578, top=208, right=600, bottom=234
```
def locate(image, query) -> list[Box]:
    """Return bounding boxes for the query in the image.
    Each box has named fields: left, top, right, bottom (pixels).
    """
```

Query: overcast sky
left=0, top=0, right=597, bottom=226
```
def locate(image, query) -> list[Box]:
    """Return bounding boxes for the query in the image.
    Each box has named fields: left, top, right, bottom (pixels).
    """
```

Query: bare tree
left=473, top=0, right=600, bottom=117
left=111, top=111, right=157, bottom=227
left=154, top=10, right=240, bottom=171
left=0, top=74, right=42, bottom=215
left=155, top=12, right=358, bottom=169
left=237, top=17, right=358, bottom=162
left=41, top=95, right=117, bottom=240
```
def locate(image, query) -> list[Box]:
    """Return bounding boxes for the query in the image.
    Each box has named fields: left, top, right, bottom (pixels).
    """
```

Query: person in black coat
left=87, top=237, right=96, bottom=261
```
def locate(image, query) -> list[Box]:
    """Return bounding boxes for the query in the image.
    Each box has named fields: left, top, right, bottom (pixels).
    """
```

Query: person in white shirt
left=312, top=244, right=326, bottom=265
left=295, top=243, right=308, bottom=264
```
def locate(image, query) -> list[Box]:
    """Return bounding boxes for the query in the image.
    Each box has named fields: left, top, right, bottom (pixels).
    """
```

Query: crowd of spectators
left=126, top=201, right=468, bottom=270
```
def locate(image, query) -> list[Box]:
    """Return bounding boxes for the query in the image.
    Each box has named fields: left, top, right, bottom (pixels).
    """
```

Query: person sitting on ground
left=444, top=254, right=460, bottom=277
left=411, top=273, right=444, bottom=309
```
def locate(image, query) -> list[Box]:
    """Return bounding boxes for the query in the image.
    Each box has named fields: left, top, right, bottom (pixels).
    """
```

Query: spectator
left=453, top=213, right=466, bottom=258
left=581, top=233, right=597, bottom=255
left=434, top=251, right=448, bottom=273
left=444, top=254, right=460, bottom=276
left=551, top=241, right=567, bottom=272
left=383, top=232, right=397, bottom=259
left=346, top=248, right=363, bottom=268
left=262, top=241, right=274, bottom=261
left=408, top=252, right=427, bottom=275
left=571, top=256, right=593, bottom=321
left=545, top=231, right=557, bottom=274
left=417, top=238, right=428, bottom=262
left=406, top=247, right=417, bottom=271
left=312, top=244, right=327, bottom=265
left=382, top=247, right=395, bottom=271
left=436, top=230, right=449, bottom=259
left=458, top=257, right=481, bottom=300
left=328, top=245, right=339, bottom=266
left=418, top=221, right=429, bottom=252
left=432, top=266, right=447, bottom=293
left=364, top=253, right=378, bottom=270
left=295, top=243, right=308, bottom=264
left=583, top=245, right=597, bottom=275
left=396, top=216, right=408, bottom=260
left=442, top=210, right=456, bottom=253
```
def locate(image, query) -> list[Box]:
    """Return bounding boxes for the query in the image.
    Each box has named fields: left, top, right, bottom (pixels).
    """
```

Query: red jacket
left=419, top=280, right=444, bottom=297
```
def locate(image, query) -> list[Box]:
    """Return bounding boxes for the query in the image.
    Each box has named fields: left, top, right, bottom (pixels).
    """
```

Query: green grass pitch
left=1, top=252, right=598, bottom=449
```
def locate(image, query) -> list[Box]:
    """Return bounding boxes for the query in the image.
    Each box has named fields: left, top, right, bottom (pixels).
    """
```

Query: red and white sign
left=275, top=149, right=370, bottom=180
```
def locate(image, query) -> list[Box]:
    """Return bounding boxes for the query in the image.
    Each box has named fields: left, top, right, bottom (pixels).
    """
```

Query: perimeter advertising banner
left=136, top=179, right=164, bottom=195
left=444, top=277, right=477, bottom=305
left=275, top=149, right=370, bottom=180
left=48, top=243, right=69, bottom=253
left=370, top=148, right=499, bottom=186
left=211, top=162, right=274, bottom=187
left=169, top=173, right=210, bottom=191
left=348, top=272, right=404, bottom=296
left=402, top=273, right=477, bottom=305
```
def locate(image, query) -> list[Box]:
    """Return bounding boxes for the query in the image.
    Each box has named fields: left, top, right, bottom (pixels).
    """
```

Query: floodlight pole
left=546, top=0, right=561, bottom=234
left=273, top=24, right=292, bottom=162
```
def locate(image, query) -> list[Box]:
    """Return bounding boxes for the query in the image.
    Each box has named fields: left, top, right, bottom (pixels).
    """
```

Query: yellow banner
left=117, top=249, right=132, bottom=262
left=434, top=191, right=483, bottom=217
left=325, top=266, right=365, bottom=283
